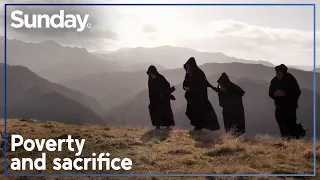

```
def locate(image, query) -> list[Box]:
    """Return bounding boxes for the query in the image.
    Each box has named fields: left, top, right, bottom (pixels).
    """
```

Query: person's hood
left=147, top=65, right=159, bottom=75
left=275, top=64, right=288, bottom=73
left=217, top=72, right=231, bottom=85
left=184, top=57, right=199, bottom=70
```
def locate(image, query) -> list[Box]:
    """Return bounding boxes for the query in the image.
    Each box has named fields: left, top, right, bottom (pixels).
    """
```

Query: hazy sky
left=1, top=0, right=319, bottom=66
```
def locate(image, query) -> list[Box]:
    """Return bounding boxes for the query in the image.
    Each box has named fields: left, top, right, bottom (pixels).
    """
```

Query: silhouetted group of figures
left=147, top=57, right=306, bottom=140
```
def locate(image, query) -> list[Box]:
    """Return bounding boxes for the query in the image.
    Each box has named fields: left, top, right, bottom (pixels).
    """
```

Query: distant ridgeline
left=0, top=38, right=318, bottom=138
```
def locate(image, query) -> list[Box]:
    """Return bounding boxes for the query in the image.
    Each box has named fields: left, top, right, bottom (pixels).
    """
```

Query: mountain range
left=0, top=37, right=121, bottom=83
left=288, top=65, right=320, bottom=72
left=0, top=64, right=107, bottom=125
left=95, top=45, right=274, bottom=69
left=1, top=38, right=318, bottom=138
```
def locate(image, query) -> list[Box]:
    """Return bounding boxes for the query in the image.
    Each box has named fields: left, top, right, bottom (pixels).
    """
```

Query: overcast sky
left=1, top=0, right=319, bottom=66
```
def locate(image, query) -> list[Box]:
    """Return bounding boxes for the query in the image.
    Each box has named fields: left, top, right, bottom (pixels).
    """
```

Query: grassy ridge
left=0, top=119, right=319, bottom=180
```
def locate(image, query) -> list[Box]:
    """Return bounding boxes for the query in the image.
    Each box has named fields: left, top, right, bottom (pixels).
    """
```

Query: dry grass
left=0, top=119, right=319, bottom=180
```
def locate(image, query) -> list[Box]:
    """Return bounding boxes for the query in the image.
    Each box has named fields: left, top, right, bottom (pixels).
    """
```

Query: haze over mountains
left=95, top=45, right=274, bottom=69
left=61, top=62, right=319, bottom=111
left=289, top=65, right=320, bottom=72
left=0, top=64, right=107, bottom=125
left=1, top=37, right=318, bottom=138
left=0, top=37, right=121, bottom=83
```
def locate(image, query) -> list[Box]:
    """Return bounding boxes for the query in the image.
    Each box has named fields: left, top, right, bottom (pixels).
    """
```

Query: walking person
left=269, top=64, right=306, bottom=139
left=215, top=73, right=245, bottom=136
left=147, top=65, right=176, bottom=130
left=183, top=57, right=220, bottom=131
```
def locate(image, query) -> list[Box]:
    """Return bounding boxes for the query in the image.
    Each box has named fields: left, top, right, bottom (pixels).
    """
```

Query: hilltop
left=0, top=119, right=319, bottom=180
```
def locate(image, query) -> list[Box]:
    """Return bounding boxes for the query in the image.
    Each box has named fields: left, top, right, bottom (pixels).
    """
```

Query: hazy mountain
left=0, top=37, right=121, bottom=83
left=289, top=65, right=320, bottom=72
left=116, top=63, right=166, bottom=72
left=0, top=64, right=107, bottom=125
left=97, top=45, right=274, bottom=69
left=93, top=47, right=133, bottom=54
left=61, top=71, right=149, bottom=110
left=107, top=74, right=318, bottom=138
left=62, top=62, right=318, bottom=111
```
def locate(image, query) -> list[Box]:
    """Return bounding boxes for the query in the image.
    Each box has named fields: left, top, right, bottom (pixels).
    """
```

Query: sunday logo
left=10, top=10, right=91, bottom=32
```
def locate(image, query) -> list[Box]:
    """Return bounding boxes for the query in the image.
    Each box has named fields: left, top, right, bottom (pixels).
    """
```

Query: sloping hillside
left=0, top=119, right=318, bottom=179
left=61, top=71, right=149, bottom=110
left=0, top=64, right=107, bottom=125
left=0, top=38, right=120, bottom=83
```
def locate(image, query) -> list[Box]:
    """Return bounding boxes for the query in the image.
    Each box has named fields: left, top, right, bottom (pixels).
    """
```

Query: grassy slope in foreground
left=0, top=119, right=319, bottom=180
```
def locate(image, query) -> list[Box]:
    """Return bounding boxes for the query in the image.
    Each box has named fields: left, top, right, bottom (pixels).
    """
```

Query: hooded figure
left=183, top=57, right=220, bottom=131
left=216, top=73, right=245, bottom=135
left=147, top=65, right=176, bottom=129
left=269, top=64, right=305, bottom=139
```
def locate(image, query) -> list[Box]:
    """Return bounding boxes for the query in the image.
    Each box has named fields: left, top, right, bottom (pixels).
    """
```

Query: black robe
left=183, top=58, right=220, bottom=131
left=148, top=74, right=175, bottom=127
left=217, top=73, right=245, bottom=135
left=269, top=72, right=304, bottom=139
left=269, top=73, right=301, bottom=109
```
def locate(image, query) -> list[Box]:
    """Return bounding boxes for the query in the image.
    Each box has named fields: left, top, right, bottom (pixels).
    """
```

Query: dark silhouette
left=147, top=65, right=175, bottom=130
left=269, top=64, right=306, bottom=139
left=183, top=57, right=220, bottom=131
left=215, top=73, right=246, bottom=136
